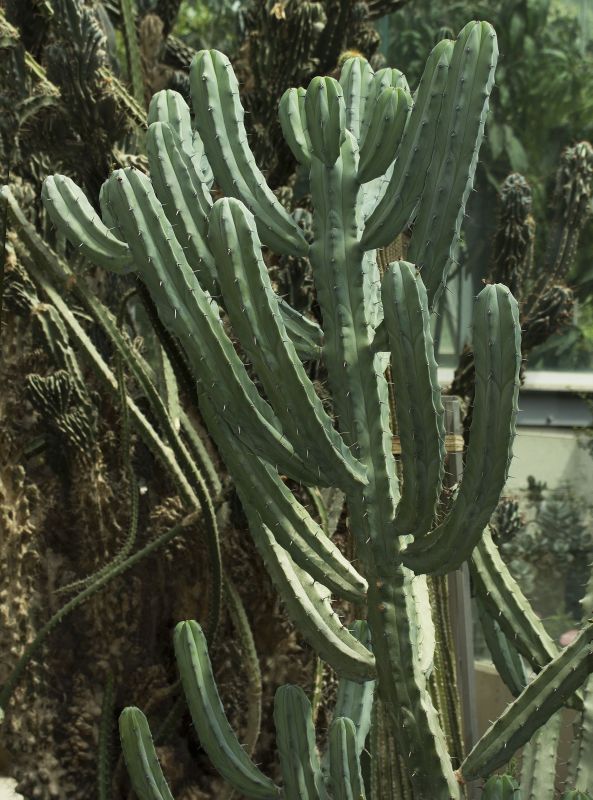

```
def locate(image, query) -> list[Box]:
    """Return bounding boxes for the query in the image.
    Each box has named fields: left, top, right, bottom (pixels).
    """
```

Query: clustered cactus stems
left=120, top=619, right=375, bottom=800
left=40, top=21, right=593, bottom=799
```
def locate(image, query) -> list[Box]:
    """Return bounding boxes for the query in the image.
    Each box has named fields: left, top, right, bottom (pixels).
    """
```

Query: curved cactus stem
left=357, top=86, right=411, bottom=184
left=146, top=121, right=216, bottom=292
left=477, top=594, right=528, bottom=698
left=42, top=175, right=134, bottom=272
left=461, top=622, right=593, bottom=780
left=361, top=38, right=454, bottom=249
left=339, top=56, right=375, bottom=143
left=304, top=76, right=346, bottom=166
left=245, top=506, right=375, bottom=681
left=327, top=717, right=366, bottom=800
left=275, top=297, right=324, bottom=360
left=381, top=261, right=445, bottom=538
left=0, top=517, right=195, bottom=716
left=174, top=620, right=281, bottom=799
left=359, top=66, right=410, bottom=148
left=202, top=392, right=367, bottom=602
left=471, top=530, right=561, bottom=675
left=561, top=792, right=593, bottom=800
left=189, top=49, right=308, bottom=257
left=519, top=710, right=562, bottom=800
left=209, top=196, right=366, bottom=491
left=102, top=167, right=320, bottom=485
left=148, top=89, right=213, bottom=185
left=119, top=707, right=176, bottom=800
left=279, top=87, right=311, bottom=166
left=407, top=21, right=498, bottom=309
left=274, top=685, right=328, bottom=800
left=331, top=620, right=375, bottom=754
left=148, top=89, right=193, bottom=150
left=401, top=283, right=520, bottom=574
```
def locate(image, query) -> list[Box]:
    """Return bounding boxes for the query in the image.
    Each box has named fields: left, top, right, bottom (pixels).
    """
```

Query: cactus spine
left=40, top=21, right=593, bottom=799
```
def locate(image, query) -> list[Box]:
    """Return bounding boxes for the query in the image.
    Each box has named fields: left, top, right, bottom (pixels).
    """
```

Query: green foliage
left=387, top=0, right=593, bottom=187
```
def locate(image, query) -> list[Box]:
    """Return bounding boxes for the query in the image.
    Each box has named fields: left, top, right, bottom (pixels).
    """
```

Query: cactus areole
left=41, top=21, right=593, bottom=799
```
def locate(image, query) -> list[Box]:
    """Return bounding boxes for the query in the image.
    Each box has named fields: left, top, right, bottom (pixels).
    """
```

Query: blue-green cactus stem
left=360, top=38, right=454, bottom=249
left=360, top=67, right=410, bottom=146
left=208, top=196, right=367, bottom=491
left=196, top=393, right=367, bottom=602
left=480, top=774, right=522, bottom=799
left=327, top=717, right=366, bottom=800
left=197, top=394, right=374, bottom=679
left=308, top=105, right=457, bottom=798
left=561, top=792, right=593, bottom=799
left=309, top=131, right=398, bottom=568
left=461, top=622, right=593, bottom=780
left=148, top=89, right=194, bottom=153
left=367, top=572, right=460, bottom=799
left=407, top=21, right=498, bottom=309
left=100, top=168, right=321, bottom=485
left=477, top=595, right=528, bottom=698
left=189, top=49, right=308, bottom=257
left=275, top=295, right=324, bottom=360
left=401, top=283, right=520, bottom=575
left=357, top=86, right=411, bottom=184
left=119, top=707, right=175, bottom=800
left=274, top=685, right=328, bottom=800
left=339, top=56, right=375, bottom=143
left=146, top=121, right=216, bottom=292
left=147, top=89, right=213, bottom=185
left=381, top=261, right=445, bottom=538
left=471, top=529, right=560, bottom=673
left=243, top=505, right=376, bottom=682
left=279, top=87, right=311, bottom=166
left=330, top=620, right=375, bottom=754
left=42, top=175, right=134, bottom=272
left=304, top=76, right=346, bottom=167
left=174, top=620, right=281, bottom=799
left=519, top=711, right=562, bottom=800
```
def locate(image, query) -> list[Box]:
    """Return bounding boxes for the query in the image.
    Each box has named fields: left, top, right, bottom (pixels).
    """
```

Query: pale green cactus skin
left=41, top=20, right=593, bottom=800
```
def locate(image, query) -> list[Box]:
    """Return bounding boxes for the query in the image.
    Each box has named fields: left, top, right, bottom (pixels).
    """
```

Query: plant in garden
left=451, top=140, right=593, bottom=399
left=28, top=19, right=593, bottom=800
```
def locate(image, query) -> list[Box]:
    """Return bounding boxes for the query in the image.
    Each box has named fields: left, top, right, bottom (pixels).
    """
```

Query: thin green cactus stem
left=119, top=0, right=145, bottom=106
left=0, top=516, right=198, bottom=717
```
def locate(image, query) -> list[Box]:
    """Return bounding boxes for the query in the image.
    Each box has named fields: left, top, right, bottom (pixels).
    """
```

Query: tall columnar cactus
left=41, top=22, right=593, bottom=799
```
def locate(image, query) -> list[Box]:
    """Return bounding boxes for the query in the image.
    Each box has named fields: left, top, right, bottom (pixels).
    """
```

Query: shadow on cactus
left=36, top=20, right=593, bottom=800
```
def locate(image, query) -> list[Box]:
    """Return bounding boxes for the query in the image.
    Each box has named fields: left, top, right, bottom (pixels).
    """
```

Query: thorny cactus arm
left=327, top=717, right=367, bottom=800
left=173, top=620, right=281, bottom=799
left=119, top=707, right=176, bottom=800
left=274, top=685, right=329, bottom=800
left=122, top=620, right=373, bottom=800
